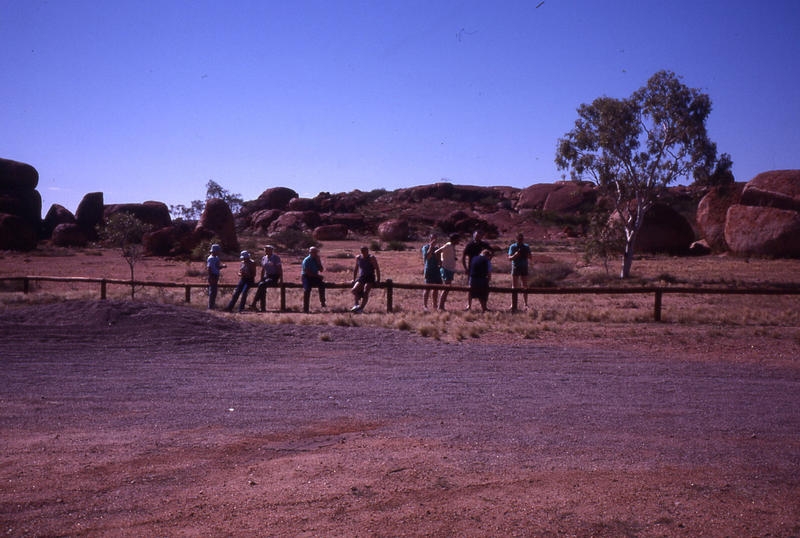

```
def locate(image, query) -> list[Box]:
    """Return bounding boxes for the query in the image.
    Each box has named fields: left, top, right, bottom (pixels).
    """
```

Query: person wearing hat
left=224, top=250, right=257, bottom=313
left=206, top=244, right=226, bottom=309
left=249, top=245, right=283, bottom=312
left=301, top=246, right=326, bottom=313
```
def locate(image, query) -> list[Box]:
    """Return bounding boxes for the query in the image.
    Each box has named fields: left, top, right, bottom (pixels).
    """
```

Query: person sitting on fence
left=508, top=232, right=533, bottom=310
left=224, top=250, right=257, bottom=313
left=206, top=243, right=226, bottom=310
left=421, top=234, right=442, bottom=311
left=301, top=246, right=326, bottom=313
left=434, top=233, right=460, bottom=311
left=351, top=246, right=380, bottom=313
left=469, top=249, right=493, bottom=312
left=250, top=245, right=283, bottom=312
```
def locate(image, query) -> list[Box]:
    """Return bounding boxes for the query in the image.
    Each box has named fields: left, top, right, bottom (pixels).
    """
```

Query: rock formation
left=0, top=158, right=41, bottom=250
left=195, top=198, right=238, bottom=252
left=724, top=170, right=800, bottom=257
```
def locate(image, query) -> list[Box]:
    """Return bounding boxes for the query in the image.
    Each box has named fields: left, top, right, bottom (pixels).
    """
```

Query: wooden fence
left=2, top=275, right=800, bottom=322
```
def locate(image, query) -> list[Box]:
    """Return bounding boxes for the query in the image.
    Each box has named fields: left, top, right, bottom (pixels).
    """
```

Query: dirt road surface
left=1, top=300, right=799, bottom=536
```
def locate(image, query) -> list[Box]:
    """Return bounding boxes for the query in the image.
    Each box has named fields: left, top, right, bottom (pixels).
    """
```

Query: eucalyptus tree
left=556, top=70, right=727, bottom=278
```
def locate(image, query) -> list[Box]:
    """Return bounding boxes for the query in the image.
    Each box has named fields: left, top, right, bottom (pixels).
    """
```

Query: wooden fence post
left=386, top=279, right=393, bottom=313
left=184, top=285, right=191, bottom=303
left=100, top=279, right=107, bottom=300
left=654, top=290, right=663, bottom=322
left=23, top=277, right=29, bottom=294
left=280, top=283, right=287, bottom=312
left=511, top=289, right=518, bottom=312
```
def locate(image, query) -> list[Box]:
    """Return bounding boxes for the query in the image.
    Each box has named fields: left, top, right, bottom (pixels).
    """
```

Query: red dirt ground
left=1, top=300, right=799, bottom=536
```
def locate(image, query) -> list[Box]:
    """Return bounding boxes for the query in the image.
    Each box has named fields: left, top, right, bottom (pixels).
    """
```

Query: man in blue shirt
left=206, top=244, right=226, bottom=309
left=301, top=246, right=326, bottom=313
left=508, top=232, right=533, bottom=310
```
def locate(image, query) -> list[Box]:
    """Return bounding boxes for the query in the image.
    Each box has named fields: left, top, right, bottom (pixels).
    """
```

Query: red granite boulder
left=312, top=224, right=349, bottom=241
left=195, top=198, right=238, bottom=252
left=42, top=204, right=76, bottom=239
left=104, top=201, right=172, bottom=229
left=635, top=203, right=695, bottom=254
left=724, top=205, right=800, bottom=257
left=378, top=219, right=409, bottom=241
left=51, top=222, right=89, bottom=248
left=696, top=184, right=744, bottom=251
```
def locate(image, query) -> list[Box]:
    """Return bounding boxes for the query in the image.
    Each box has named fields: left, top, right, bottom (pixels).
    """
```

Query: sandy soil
left=2, top=299, right=799, bottom=536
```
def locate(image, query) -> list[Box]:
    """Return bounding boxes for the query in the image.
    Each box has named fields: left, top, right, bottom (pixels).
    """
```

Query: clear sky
left=2, top=0, right=799, bottom=216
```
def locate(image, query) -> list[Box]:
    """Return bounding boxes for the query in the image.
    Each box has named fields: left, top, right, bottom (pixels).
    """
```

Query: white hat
left=240, top=250, right=250, bottom=259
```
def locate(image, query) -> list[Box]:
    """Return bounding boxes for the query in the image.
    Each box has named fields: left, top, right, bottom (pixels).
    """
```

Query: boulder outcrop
left=195, top=198, right=238, bottom=252
left=0, top=158, right=41, bottom=250
left=378, top=219, right=409, bottom=241
left=722, top=170, right=800, bottom=257
left=42, top=204, right=76, bottom=239
left=636, top=203, right=695, bottom=254
left=104, top=201, right=172, bottom=229
left=75, top=192, right=104, bottom=239
left=696, top=184, right=744, bottom=251
left=51, top=222, right=89, bottom=247
left=739, top=170, right=800, bottom=212
left=725, top=205, right=800, bottom=257
left=312, top=224, right=349, bottom=241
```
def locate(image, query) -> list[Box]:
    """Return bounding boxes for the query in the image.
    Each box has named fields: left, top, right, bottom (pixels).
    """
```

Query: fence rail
left=3, top=275, right=800, bottom=321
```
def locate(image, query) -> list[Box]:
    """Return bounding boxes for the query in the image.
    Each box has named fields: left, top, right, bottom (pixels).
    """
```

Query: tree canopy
left=555, top=70, right=728, bottom=278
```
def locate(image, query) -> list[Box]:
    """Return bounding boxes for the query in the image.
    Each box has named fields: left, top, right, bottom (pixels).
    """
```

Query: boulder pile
left=0, top=158, right=41, bottom=250
left=723, top=170, right=800, bottom=257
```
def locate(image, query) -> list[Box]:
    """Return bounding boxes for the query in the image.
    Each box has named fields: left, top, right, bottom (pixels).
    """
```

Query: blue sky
left=2, top=0, right=799, bottom=216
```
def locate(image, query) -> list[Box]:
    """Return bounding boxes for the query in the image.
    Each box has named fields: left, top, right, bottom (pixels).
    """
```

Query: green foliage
left=191, top=235, right=223, bottom=262
left=583, top=208, right=626, bottom=275
left=369, top=240, right=382, bottom=252
left=385, top=240, right=407, bottom=251
left=269, top=228, right=319, bottom=252
left=169, top=179, right=243, bottom=220
left=693, top=152, right=735, bottom=187
left=555, top=70, right=722, bottom=278
left=98, top=213, right=154, bottom=297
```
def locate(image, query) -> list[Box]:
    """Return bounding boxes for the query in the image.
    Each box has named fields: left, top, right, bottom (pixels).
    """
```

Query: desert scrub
left=417, top=324, right=440, bottom=339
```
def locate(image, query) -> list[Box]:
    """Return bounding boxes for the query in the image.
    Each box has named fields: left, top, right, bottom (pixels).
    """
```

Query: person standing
left=206, top=244, right=226, bottom=310
left=508, top=232, right=533, bottom=310
left=225, top=251, right=257, bottom=312
left=461, top=230, right=490, bottom=310
left=469, top=249, right=493, bottom=312
left=350, top=246, right=380, bottom=312
left=434, top=233, right=460, bottom=311
left=301, top=246, right=326, bottom=313
left=421, top=234, right=442, bottom=311
left=250, top=245, right=283, bottom=312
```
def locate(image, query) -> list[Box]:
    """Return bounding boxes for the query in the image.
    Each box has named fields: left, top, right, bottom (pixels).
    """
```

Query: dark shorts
left=440, top=268, right=455, bottom=282
left=424, top=268, right=442, bottom=284
left=511, top=265, right=529, bottom=277
left=357, top=274, right=376, bottom=285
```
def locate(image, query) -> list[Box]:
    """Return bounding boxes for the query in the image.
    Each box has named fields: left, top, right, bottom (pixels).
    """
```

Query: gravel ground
left=1, top=300, right=799, bottom=536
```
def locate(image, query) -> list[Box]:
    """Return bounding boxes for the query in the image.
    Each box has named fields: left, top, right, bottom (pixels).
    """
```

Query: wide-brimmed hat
left=240, top=250, right=250, bottom=259
left=210, top=244, right=221, bottom=253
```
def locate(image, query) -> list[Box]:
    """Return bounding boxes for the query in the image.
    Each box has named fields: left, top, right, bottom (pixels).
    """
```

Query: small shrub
left=386, top=241, right=407, bottom=251
left=369, top=240, right=382, bottom=252
left=270, top=229, right=319, bottom=252
left=395, top=319, right=412, bottom=331
left=418, top=325, right=440, bottom=339
left=319, top=332, right=332, bottom=342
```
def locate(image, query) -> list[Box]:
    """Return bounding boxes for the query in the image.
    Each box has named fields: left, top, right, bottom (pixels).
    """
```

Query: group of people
left=422, top=230, right=532, bottom=312
left=206, top=243, right=381, bottom=314
left=205, top=230, right=532, bottom=314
